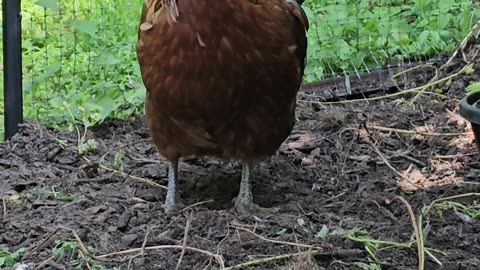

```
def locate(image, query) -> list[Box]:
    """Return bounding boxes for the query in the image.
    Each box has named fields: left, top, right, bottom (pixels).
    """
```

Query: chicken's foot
left=234, top=163, right=262, bottom=214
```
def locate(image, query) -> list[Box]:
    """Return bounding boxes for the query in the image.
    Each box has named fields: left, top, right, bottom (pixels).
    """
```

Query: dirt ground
left=2, top=42, right=480, bottom=269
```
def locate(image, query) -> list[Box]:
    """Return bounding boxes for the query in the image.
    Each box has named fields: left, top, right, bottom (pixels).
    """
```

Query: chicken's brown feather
left=137, top=0, right=308, bottom=164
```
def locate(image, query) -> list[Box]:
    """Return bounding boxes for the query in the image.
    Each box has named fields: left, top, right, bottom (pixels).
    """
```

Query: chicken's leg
left=164, top=160, right=180, bottom=211
left=234, top=163, right=257, bottom=214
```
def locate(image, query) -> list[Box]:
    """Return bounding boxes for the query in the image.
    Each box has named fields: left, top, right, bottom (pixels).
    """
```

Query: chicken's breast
left=137, top=0, right=308, bottom=164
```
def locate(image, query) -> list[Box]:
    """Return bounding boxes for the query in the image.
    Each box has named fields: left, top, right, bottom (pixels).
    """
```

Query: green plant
left=466, top=81, right=480, bottom=95
left=111, top=150, right=126, bottom=171
left=433, top=200, right=480, bottom=220
left=52, top=239, right=107, bottom=270
left=303, top=0, right=480, bottom=81
left=343, top=229, right=382, bottom=262
left=32, top=187, right=75, bottom=202
left=53, top=240, right=81, bottom=262
left=0, top=247, right=28, bottom=268
left=354, top=262, right=382, bottom=270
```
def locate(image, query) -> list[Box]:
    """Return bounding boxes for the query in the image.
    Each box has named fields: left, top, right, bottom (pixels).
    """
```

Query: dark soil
left=2, top=44, right=480, bottom=270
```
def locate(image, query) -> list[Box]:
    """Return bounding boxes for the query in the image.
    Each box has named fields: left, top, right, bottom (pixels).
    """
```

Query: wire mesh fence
left=1, top=0, right=480, bottom=138
left=20, top=0, right=143, bottom=129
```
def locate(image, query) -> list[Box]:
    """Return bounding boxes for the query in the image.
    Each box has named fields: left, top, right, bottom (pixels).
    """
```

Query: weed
left=112, top=150, right=126, bottom=171
left=0, top=247, right=28, bottom=268
left=432, top=200, right=480, bottom=220
left=466, top=81, right=480, bottom=95
left=354, top=262, right=382, bottom=270
left=32, top=187, right=75, bottom=202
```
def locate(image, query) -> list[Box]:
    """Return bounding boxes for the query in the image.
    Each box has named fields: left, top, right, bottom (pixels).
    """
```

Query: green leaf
left=302, top=5, right=315, bottom=22
left=95, top=53, right=120, bottom=65
left=97, top=96, right=118, bottom=120
left=125, top=87, right=146, bottom=104
left=466, top=82, right=480, bottom=94
left=37, top=62, right=61, bottom=82
left=315, top=225, right=329, bottom=239
left=35, top=0, right=59, bottom=12
left=0, top=247, right=27, bottom=267
left=274, top=228, right=288, bottom=236
left=70, top=20, right=98, bottom=38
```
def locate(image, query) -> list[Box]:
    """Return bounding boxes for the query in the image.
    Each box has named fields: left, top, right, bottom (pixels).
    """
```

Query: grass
left=1, top=0, right=480, bottom=139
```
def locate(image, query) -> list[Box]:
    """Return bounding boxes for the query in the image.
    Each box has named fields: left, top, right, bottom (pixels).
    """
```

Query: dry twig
left=222, top=250, right=324, bottom=270
left=97, top=245, right=225, bottom=268
left=180, top=199, right=214, bottom=212
left=2, top=197, right=6, bottom=217
left=36, top=256, right=55, bottom=269
left=141, top=226, right=151, bottom=256
left=98, top=164, right=167, bottom=190
left=230, top=225, right=324, bottom=251
left=368, top=142, right=420, bottom=188
left=175, top=215, right=192, bottom=270
left=22, top=228, right=61, bottom=261
left=367, top=125, right=473, bottom=137
left=396, top=196, right=424, bottom=270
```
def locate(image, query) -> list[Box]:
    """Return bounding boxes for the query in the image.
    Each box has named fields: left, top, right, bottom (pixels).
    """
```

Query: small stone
left=297, top=218, right=305, bottom=226
left=86, top=205, right=107, bottom=215
left=121, top=234, right=138, bottom=247
left=14, top=263, right=31, bottom=270
left=301, top=157, right=314, bottom=166
left=117, top=211, right=132, bottom=231
left=132, top=203, right=149, bottom=210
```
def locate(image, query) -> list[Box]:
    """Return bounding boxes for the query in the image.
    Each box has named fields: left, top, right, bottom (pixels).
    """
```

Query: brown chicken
left=136, top=0, right=308, bottom=213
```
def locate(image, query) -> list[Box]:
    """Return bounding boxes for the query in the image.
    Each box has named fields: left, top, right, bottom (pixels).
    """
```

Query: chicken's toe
left=162, top=199, right=185, bottom=213
left=234, top=199, right=279, bottom=215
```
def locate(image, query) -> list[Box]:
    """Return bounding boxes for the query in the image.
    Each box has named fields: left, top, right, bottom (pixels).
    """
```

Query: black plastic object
left=459, top=91, right=480, bottom=153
